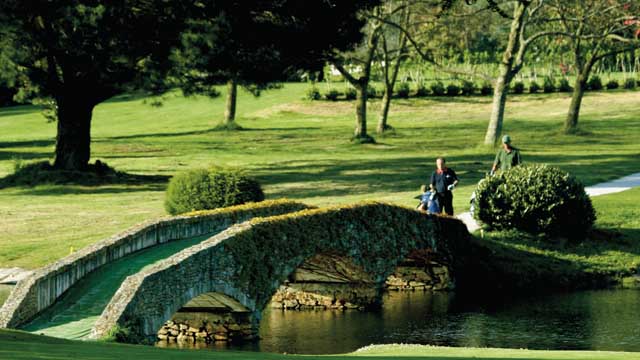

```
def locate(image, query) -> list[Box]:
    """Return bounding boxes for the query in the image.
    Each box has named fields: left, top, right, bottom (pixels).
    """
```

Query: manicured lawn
left=0, top=84, right=639, bottom=268
left=1, top=329, right=639, bottom=359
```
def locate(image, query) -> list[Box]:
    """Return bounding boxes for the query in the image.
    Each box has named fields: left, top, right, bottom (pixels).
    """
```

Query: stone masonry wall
left=157, top=312, right=257, bottom=345
left=91, top=203, right=469, bottom=342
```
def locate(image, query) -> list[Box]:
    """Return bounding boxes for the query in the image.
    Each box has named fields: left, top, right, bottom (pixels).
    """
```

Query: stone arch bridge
left=0, top=201, right=469, bottom=343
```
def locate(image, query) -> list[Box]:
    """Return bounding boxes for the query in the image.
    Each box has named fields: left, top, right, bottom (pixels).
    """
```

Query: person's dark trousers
left=437, top=192, right=454, bottom=215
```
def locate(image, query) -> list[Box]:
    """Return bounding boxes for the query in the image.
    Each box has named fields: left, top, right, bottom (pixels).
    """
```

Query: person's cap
left=502, top=135, right=511, bottom=144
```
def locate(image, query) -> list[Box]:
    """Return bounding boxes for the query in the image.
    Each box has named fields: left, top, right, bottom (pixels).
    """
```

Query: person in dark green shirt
left=491, top=134, right=521, bottom=175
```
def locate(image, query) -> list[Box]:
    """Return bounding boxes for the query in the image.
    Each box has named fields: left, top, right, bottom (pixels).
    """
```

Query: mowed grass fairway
left=1, top=83, right=639, bottom=268
left=2, top=329, right=640, bottom=360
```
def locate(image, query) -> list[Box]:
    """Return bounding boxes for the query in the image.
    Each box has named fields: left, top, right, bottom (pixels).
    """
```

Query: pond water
left=221, top=289, right=640, bottom=354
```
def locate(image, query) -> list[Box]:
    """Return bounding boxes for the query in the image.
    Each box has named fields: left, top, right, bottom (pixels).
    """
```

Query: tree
left=377, top=1, right=411, bottom=134
left=432, top=1, right=560, bottom=145
left=483, top=0, right=556, bottom=145
left=0, top=1, right=192, bottom=170
left=175, top=0, right=380, bottom=130
left=545, top=0, right=640, bottom=133
left=331, top=13, right=383, bottom=143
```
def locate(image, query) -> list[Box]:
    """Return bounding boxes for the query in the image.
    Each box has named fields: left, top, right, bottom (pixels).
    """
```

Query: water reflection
left=224, top=289, right=640, bottom=354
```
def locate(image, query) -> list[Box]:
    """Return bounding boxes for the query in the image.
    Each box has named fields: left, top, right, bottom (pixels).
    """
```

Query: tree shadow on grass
left=15, top=183, right=167, bottom=196
left=255, top=152, right=640, bottom=201
left=456, top=234, right=620, bottom=296
left=0, top=140, right=55, bottom=149
left=98, top=127, right=321, bottom=141
left=0, top=105, right=41, bottom=118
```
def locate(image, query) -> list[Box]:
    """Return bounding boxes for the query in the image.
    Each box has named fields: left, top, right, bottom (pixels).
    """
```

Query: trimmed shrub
left=529, top=81, right=541, bottom=93
left=606, top=79, right=619, bottom=90
left=511, top=81, right=525, bottom=94
left=480, top=81, right=493, bottom=96
left=415, top=83, right=430, bottom=97
left=446, top=83, right=461, bottom=96
left=460, top=80, right=476, bottom=96
left=395, top=82, right=411, bottom=98
left=473, top=164, right=595, bottom=240
left=345, top=87, right=357, bottom=100
left=165, top=167, right=264, bottom=215
left=430, top=81, right=446, bottom=96
left=305, top=86, right=321, bottom=101
left=623, top=78, right=636, bottom=90
left=324, top=88, right=341, bottom=101
left=558, top=78, right=572, bottom=92
left=588, top=76, right=603, bottom=91
left=543, top=77, right=555, bottom=93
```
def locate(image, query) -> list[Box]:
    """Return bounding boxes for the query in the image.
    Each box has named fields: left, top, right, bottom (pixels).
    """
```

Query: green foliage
left=414, top=82, right=430, bottom=97
left=366, top=85, right=378, bottom=98
left=164, top=167, right=264, bottom=215
left=558, top=78, right=572, bottom=92
left=529, top=81, right=541, bottom=93
left=173, top=0, right=378, bottom=100
left=460, top=80, right=476, bottom=96
left=588, top=76, right=603, bottom=91
left=305, top=86, right=321, bottom=100
left=473, top=164, right=595, bottom=239
left=445, top=83, right=460, bottom=96
left=543, top=77, right=556, bottom=93
left=395, top=82, right=411, bottom=98
left=480, top=81, right=493, bottom=96
left=511, top=81, right=525, bottom=94
left=344, top=87, right=357, bottom=100
left=623, top=78, right=636, bottom=90
left=606, top=79, right=620, bottom=90
left=324, top=88, right=341, bottom=101
left=430, top=81, right=446, bottom=96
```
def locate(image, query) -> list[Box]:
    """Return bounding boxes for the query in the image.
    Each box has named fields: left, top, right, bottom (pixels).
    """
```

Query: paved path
left=457, top=172, right=640, bottom=233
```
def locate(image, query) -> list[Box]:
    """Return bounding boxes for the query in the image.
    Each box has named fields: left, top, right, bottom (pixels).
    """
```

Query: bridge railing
left=0, top=200, right=310, bottom=329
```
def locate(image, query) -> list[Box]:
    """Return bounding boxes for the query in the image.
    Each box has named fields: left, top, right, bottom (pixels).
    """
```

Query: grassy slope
left=1, top=329, right=639, bottom=360
left=0, top=85, right=639, bottom=268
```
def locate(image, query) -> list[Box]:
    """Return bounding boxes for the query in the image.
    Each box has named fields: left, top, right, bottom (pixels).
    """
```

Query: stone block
left=214, top=334, right=228, bottom=341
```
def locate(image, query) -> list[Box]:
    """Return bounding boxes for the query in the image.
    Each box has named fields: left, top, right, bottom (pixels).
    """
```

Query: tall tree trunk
left=377, top=85, right=393, bottom=133
left=223, top=79, right=237, bottom=125
left=484, top=69, right=513, bottom=145
left=355, top=84, right=369, bottom=139
left=484, top=1, right=528, bottom=145
left=564, top=74, right=587, bottom=133
left=54, top=96, right=94, bottom=170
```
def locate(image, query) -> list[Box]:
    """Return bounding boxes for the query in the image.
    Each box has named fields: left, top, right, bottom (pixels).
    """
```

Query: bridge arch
left=91, top=202, right=469, bottom=342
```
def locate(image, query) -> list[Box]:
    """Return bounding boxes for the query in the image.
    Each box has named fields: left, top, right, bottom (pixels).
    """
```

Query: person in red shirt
left=430, top=157, right=459, bottom=216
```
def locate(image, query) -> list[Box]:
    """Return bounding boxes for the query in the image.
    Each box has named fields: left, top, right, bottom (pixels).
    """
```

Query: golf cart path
left=457, top=172, right=640, bottom=233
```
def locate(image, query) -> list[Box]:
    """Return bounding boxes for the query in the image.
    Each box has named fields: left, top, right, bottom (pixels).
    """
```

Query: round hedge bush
left=165, top=167, right=264, bottom=215
left=473, top=164, right=595, bottom=239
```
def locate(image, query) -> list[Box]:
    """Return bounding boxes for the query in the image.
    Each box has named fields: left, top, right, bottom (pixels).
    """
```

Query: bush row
left=307, top=76, right=638, bottom=101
